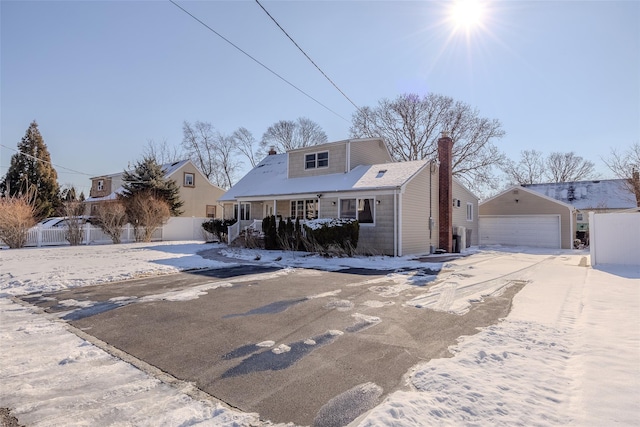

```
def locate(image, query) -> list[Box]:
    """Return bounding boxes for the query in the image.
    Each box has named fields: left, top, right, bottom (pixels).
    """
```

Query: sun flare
left=450, top=0, right=485, bottom=31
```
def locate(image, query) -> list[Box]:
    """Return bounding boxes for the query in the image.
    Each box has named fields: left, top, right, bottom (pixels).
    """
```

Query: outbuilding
left=479, top=186, right=574, bottom=249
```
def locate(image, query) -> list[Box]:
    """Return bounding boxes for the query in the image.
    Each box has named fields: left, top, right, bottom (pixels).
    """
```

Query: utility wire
left=0, top=144, right=94, bottom=177
left=255, top=0, right=360, bottom=112
left=168, top=0, right=350, bottom=122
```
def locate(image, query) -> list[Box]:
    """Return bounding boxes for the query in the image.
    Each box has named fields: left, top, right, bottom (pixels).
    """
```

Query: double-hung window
left=97, top=180, right=104, bottom=191
left=340, top=198, right=374, bottom=224
left=234, top=203, right=251, bottom=221
left=466, top=202, right=473, bottom=221
left=184, top=172, right=195, bottom=187
left=305, top=151, right=329, bottom=169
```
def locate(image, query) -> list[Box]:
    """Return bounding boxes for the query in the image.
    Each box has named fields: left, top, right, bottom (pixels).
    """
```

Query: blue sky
left=1, top=0, right=638, bottom=196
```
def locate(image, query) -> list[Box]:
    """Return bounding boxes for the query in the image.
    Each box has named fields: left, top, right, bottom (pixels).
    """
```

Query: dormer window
left=305, top=151, right=329, bottom=169
left=97, top=180, right=104, bottom=191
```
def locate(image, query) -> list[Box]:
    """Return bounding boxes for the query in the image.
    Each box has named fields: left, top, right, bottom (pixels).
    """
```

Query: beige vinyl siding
left=452, top=180, right=479, bottom=246
left=479, top=188, right=573, bottom=249
left=174, top=163, right=225, bottom=218
left=356, top=194, right=395, bottom=255
left=288, top=142, right=348, bottom=178
left=401, top=167, right=436, bottom=255
left=349, top=139, right=392, bottom=170
left=319, top=198, right=339, bottom=218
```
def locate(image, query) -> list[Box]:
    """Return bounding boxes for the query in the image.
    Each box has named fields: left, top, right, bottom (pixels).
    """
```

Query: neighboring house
left=479, top=186, right=575, bottom=249
left=85, top=159, right=225, bottom=218
left=522, top=179, right=638, bottom=236
left=218, top=137, right=479, bottom=256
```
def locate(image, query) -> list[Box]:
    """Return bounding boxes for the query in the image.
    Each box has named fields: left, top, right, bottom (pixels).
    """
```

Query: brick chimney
left=268, top=146, right=277, bottom=155
left=438, top=132, right=453, bottom=252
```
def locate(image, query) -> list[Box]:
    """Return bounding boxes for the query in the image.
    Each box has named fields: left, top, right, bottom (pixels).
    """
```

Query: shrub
left=61, top=201, right=86, bottom=246
left=95, top=201, right=127, bottom=244
left=122, top=191, right=170, bottom=242
left=202, top=218, right=237, bottom=242
left=303, top=218, right=359, bottom=256
left=0, top=193, right=36, bottom=248
left=262, top=215, right=278, bottom=249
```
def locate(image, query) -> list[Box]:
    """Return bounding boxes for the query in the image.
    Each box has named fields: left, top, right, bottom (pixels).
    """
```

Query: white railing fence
left=3, top=217, right=210, bottom=248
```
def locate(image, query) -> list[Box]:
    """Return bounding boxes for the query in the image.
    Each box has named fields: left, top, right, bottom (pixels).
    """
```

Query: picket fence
left=4, top=217, right=211, bottom=248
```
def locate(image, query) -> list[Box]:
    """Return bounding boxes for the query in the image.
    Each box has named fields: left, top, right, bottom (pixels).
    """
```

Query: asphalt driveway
left=21, top=262, right=524, bottom=426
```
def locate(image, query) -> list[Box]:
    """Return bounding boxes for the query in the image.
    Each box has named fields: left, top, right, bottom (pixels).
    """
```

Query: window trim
left=97, top=180, right=104, bottom=191
left=304, top=151, right=329, bottom=170
left=339, top=197, right=375, bottom=225
left=466, top=202, right=473, bottom=222
left=289, top=199, right=319, bottom=220
left=184, top=172, right=195, bottom=187
left=233, top=202, right=251, bottom=221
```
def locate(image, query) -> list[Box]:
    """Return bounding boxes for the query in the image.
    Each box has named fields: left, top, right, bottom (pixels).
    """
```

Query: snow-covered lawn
left=1, top=242, right=638, bottom=426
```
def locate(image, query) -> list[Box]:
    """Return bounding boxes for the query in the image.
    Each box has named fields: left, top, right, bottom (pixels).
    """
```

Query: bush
left=262, top=215, right=278, bottom=249
left=0, top=193, right=36, bottom=248
left=122, top=191, right=170, bottom=242
left=202, top=218, right=236, bottom=242
left=61, top=201, right=86, bottom=246
left=303, top=218, right=359, bottom=256
left=95, top=201, right=127, bottom=244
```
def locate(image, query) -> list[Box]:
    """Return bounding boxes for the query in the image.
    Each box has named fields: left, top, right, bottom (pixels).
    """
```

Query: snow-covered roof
left=523, top=179, right=636, bottom=210
left=219, top=154, right=429, bottom=201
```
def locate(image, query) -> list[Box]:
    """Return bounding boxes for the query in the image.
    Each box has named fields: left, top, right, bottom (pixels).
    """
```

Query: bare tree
left=502, top=150, right=545, bottom=185
left=214, top=133, right=241, bottom=189
left=260, top=117, right=328, bottom=154
left=95, top=201, right=127, bottom=244
left=62, top=200, right=86, bottom=246
left=350, top=93, right=505, bottom=193
left=182, top=121, right=217, bottom=181
left=0, top=190, right=36, bottom=248
left=232, top=127, right=261, bottom=168
left=123, top=191, right=170, bottom=242
left=142, top=139, right=183, bottom=165
left=545, top=152, right=596, bottom=183
left=603, top=142, right=640, bottom=206
left=182, top=121, right=241, bottom=189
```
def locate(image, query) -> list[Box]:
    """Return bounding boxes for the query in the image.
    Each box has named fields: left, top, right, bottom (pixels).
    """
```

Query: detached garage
left=479, top=186, right=574, bottom=249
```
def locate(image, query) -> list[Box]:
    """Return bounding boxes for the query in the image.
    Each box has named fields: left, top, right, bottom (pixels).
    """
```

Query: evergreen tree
left=0, top=121, right=60, bottom=218
left=118, top=156, right=183, bottom=216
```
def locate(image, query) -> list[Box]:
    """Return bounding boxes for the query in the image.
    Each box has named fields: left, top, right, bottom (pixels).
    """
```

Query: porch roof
left=219, top=154, right=429, bottom=201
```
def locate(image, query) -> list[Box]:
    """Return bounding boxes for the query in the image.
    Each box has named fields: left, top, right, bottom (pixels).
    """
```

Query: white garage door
left=479, top=215, right=561, bottom=248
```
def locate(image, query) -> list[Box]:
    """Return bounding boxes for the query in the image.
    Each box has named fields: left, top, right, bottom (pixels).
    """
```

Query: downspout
left=393, top=189, right=398, bottom=257
left=429, top=161, right=433, bottom=251
left=398, top=190, right=403, bottom=256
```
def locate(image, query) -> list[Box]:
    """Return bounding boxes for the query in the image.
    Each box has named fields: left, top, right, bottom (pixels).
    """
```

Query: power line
left=254, top=0, right=360, bottom=112
left=168, top=0, right=350, bottom=123
left=0, top=144, right=94, bottom=177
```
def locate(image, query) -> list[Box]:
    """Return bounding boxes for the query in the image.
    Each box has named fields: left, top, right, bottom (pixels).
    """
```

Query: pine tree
left=119, top=156, right=184, bottom=216
left=0, top=121, right=60, bottom=218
